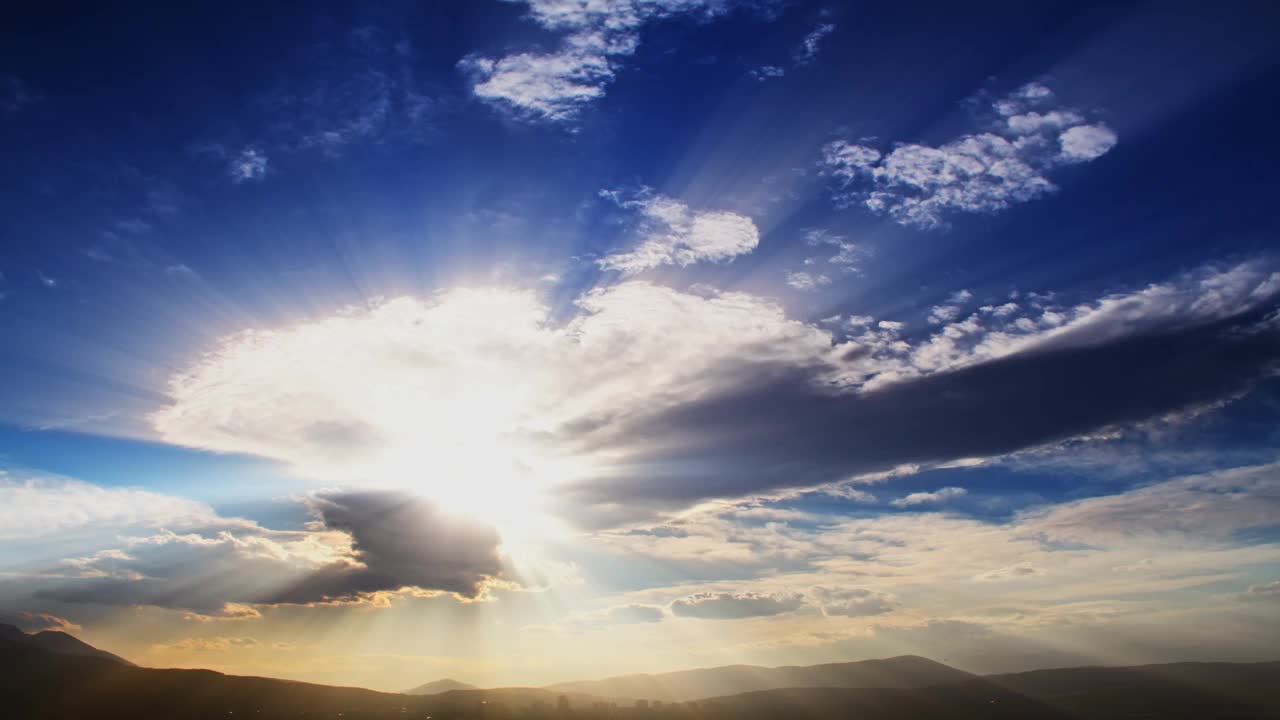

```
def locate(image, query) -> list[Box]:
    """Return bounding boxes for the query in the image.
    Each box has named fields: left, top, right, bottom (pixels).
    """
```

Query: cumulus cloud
left=461, top=0, right=733, bottom=123
left=890, top=486, right=967, bottom=507
left=597, top=190, right=759, bottom=273
left=152, top=260, right=1280, bottom=527
left=822, top=82, right=1117, bottom=228
left=670, top=591, right=804, bottom=619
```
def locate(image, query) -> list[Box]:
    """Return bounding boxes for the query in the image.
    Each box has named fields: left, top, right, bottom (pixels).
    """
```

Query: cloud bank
left=152, top=261, right=1280, bottom=527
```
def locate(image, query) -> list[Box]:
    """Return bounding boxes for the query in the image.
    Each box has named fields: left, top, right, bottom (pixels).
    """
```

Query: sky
left=1, top=0, right=1279, bottom=693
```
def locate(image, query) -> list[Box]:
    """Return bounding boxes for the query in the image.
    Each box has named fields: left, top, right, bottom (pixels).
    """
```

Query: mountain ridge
left=0, top=623, right=134, bottom=666
left=404, top=677, right=479, bottom=694
left=545, top=654, right=975, bottom=703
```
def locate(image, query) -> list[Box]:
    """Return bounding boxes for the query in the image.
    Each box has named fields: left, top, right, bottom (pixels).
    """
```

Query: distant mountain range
left=404, top=677, right=478, bottom=694
left=2, top=623, right=1278, bottom=719
left=545, top=655, right=975, bottom=702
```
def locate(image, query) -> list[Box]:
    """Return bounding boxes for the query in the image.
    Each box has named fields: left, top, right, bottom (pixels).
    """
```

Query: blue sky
left=1, top=0, right=1279, bottom=690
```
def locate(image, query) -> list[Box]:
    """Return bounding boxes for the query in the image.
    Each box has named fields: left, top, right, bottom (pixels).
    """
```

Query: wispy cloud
left=890, top=486, right=967, bottom=507
left=794, top=22, right=836, bottom=65
left=822, top=82, right=1118, bottom=228
left=597, top=189, right=759, bottom=274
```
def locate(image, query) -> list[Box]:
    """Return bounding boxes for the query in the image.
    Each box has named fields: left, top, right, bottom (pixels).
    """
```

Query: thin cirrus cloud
left=460, top=0, right=734, bottom=123
left=148, top=260, right=1280, bottom=528
left=822, top=82, right=1118, bottom=228
left=596, top=189, right=760, bottom=274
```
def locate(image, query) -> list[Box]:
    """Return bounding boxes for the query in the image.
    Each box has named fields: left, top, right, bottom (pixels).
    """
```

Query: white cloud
left=462, top=0, right=731, bottom=123
left=597, top=190, right=760, bottom=273
left=1059, top=123, right=1119, bottom=162
left=804, top=229, right=865, bottom=272
left=749, top=64, right=786, bottom=82
left=670, top=591, right=805, bottom=619
left=786, top=271, right=831, bottom=291
left=0, top=471, right=224, bottom=540
left=152, top=281, right=829, bottom=519
left=822, top=82, right=1118, bottom=228
left=794, top=22, right=836, bottom=65
left=228, top=147, right=268, bottom=183
left=1023, top=463, right=1280, bottom=543
left=890, top=486, right=967, bottom=507
left=810, top=587, right=897, bottom=617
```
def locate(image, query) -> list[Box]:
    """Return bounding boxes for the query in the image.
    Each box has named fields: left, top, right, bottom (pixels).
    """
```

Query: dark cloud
left=670, top=591, right=804, bottom=619
left=556, top=307, right=1280, bottom=525
left=270, top=490, right=505, bottom=603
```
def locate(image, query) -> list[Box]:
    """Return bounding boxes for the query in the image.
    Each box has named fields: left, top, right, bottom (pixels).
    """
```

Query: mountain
left=985, top=661, right=1280, bottom=719
left=405, top=677, right=478, bottom=694
left=546, top=654, right=975, bottom=703
left=3, top=634, right=1278, bottom=720
left=0, top=623, right=133, bottom=666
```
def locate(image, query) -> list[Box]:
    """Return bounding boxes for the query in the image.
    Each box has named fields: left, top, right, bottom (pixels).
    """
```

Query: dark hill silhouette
left=0, top=623, right=133, bottom=665
left=3, top=630, right=1279, bottom=719
left=546, top=654, right=974, bottom=702
left=404, top=677, right=478, bottom=694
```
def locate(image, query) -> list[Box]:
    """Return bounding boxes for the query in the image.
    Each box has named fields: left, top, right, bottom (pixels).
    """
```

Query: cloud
left=0, top=471, right=225, bottom=540
left=749, top=64, right=786, bottom=82
left=1059, top=124, right=1119, bottom=162
left=461, top=0, right=732, bottom=123
left=794, top=22, right=836, bottom=65
left=1023, top=463, right=1280, bottom=543
left=786, top=271, right=831, bottom=291
left=22, top=484, right=505, bottom=615
left=0, top=612, right=81, bottom=633
left=975, top=563, right=1043, bottom=582
left=1237, top=580, right=1280, bottom=602
left=810, top=587, right=898, bottom=617
left=804, top=229, right=865, bottom=270
left=155, top=636, right=260, bottom=652
left=597, top=190, right=760, bottom=274
left=604, top=604, right=666, bottom=623
left=670, top=591, right=804, bottom=619
left=274, top=491, right=507, bottom=603
left=153, top=261, right=1280, bottom=527
left=228, top=147, right=268, bottom=183
left=822, top=82, right=1117, bottom=228
left=890, top=486, right=967, bottom=507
